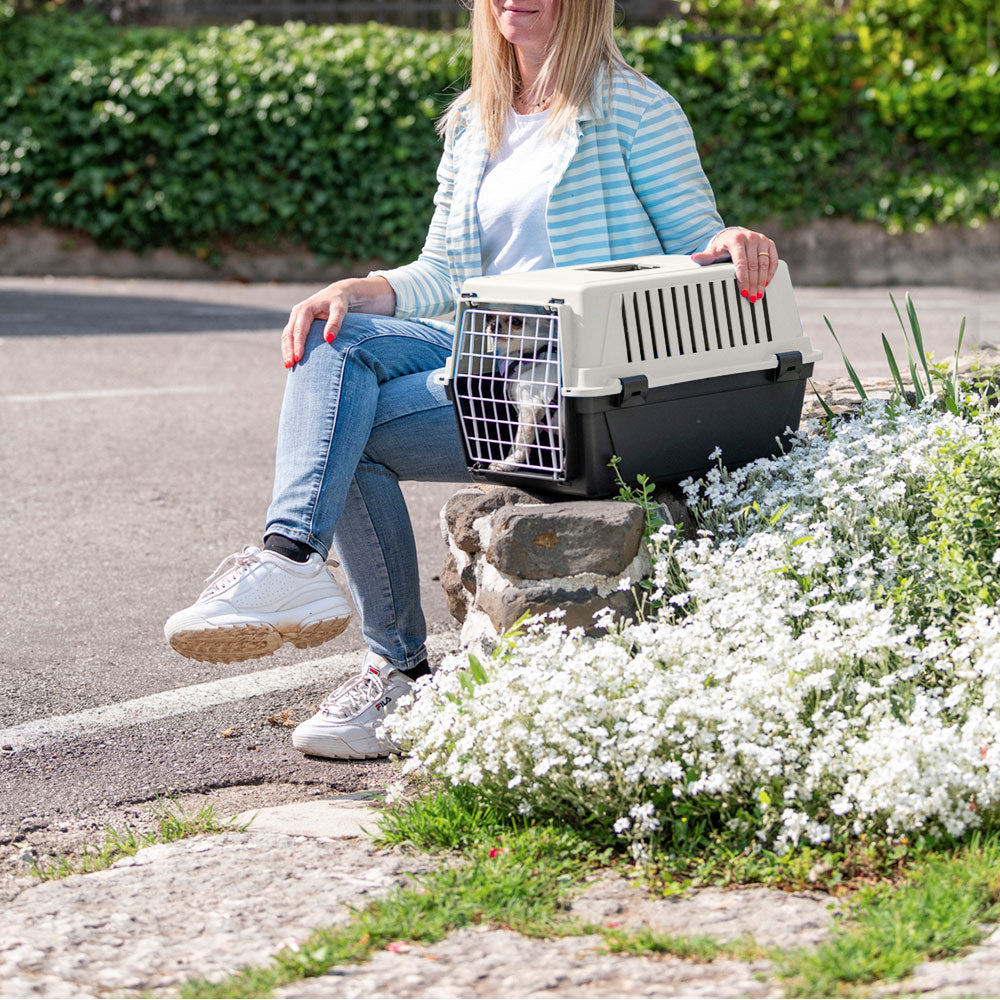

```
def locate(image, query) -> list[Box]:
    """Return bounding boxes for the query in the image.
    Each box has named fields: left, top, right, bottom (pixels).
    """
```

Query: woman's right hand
left=281, top=275, right=396, bottom=368
left=281, top=282, right=352, bottom=369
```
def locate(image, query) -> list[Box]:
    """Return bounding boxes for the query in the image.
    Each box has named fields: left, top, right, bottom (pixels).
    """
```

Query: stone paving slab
left=0, top=830, right=431, bottom=998
left=273, top=926, right=779, bottom=999
left=569, top=871, right=837, bottom=950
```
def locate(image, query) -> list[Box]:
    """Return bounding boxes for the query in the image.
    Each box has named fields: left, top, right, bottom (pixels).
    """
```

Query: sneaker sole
left=291, top=733, right=394, bottom=760
left=168, top=614, right=350, bottom=664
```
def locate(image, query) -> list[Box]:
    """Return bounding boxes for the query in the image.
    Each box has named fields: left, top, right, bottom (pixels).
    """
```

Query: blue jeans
left=265, top=314, right=470, bottom=670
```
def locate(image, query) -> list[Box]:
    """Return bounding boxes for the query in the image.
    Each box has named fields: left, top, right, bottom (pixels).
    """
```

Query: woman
left=164, top=0, right=779, bottom=760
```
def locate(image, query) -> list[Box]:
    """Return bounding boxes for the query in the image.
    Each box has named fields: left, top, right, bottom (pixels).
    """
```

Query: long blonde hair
left=439, top=0, right=635, bottom=152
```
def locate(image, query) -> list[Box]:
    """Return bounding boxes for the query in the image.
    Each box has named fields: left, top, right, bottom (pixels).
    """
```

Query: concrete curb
left=2, top=219, right=998, bottom=285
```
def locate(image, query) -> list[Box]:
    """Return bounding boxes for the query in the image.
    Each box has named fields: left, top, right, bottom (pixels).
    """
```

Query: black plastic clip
left=617, top=374, right=648, bottom=407
left=771, top=351, right=804, bottom=382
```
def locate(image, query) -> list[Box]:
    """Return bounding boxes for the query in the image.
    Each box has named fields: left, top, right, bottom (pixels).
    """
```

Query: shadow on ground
left=0, top=290, right=288, bottom=337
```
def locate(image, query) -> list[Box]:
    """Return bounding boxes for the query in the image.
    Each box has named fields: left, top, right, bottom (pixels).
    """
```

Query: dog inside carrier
left=441, top=255, right=822, bottom=499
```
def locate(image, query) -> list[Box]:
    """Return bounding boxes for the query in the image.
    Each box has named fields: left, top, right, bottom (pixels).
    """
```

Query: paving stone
left=0, top=831, right=431, bottom=998
left=570, top=871, right=838, bottom=950
left=486, top=502, right=645, bottom=580
left=234, top=798, right=381, bottom=840
left=273, top=926, right=779, bottom=999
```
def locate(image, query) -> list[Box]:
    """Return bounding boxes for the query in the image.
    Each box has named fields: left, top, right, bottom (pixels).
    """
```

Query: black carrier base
left=463, top=362, right=814, bottom=500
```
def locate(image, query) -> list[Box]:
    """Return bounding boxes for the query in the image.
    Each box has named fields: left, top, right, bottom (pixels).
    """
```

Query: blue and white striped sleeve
left=626, top=92, right=724, bottom=255
left=369, top=132, right=457, bottom=320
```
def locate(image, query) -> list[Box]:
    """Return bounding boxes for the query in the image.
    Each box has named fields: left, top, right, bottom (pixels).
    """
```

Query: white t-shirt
left=476, top=108, right=557, bottom=276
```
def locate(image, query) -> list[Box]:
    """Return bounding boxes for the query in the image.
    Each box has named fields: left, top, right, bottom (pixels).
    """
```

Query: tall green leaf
left=824, top=316, right=868, bottom=400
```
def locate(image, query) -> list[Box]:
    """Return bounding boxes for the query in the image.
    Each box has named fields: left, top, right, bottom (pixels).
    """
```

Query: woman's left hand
left=690, top=227, right=778, bottom=303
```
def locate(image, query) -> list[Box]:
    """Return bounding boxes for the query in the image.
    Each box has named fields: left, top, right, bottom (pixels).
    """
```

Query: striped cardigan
left=374, top=65, right=724, bottom=323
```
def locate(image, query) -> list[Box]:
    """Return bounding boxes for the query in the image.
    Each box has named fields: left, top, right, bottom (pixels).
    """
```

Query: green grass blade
left=951, top=316, right=967, bottom=411
left=809, top=379, right=837, bottom=420
left=881, top=333, right=907, bottom=399
left=824, top=315, right=868, bottom=399
left=890, top=292, right=925, bottom=399
left=905, top=292, right=934, bottom=394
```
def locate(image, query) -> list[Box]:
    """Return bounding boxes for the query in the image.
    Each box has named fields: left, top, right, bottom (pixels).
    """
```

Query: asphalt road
left=0, top=276, right=996, bottom=843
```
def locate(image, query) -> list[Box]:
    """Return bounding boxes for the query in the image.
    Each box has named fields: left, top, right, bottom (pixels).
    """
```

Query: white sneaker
left=164, top=545, right=352, bottom=663
left=292, top=651, right=413, bottom=759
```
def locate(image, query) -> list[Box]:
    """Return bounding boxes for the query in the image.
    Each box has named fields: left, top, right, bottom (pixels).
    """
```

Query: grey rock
left=459, top=560, right=476, bottom=596
left=439, top=551, right=468, bottom=625
left=442, top=485, right=539, bottom=554
left=274, top=926, right=779, bottom=999
left=476, top=584, right=638, bottom=635
left=486, top=502, right=644, bottom=580
left=652, top=483, right=697, bottom=539
left=570, top=872, right=839, bottom=950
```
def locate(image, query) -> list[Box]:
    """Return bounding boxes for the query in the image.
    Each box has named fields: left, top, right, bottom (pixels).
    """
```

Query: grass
left=780, top=833, right=1000, bottom=997
left=31, top=798, right=241, bottom=881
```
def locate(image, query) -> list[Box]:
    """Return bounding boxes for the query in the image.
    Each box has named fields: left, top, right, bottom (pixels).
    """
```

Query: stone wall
left=440, top=486, right=652, bottom=657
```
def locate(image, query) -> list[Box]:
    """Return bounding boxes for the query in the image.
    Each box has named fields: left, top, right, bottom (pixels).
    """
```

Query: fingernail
left=765, top=280, right=770, bottom=286
left=284, top=361, right=292, bottom=369
left=325, top=332, right=334, bottom=344
left=741, top=288, right=749, bottom=298
left=294, top=354, right=302, bottom=364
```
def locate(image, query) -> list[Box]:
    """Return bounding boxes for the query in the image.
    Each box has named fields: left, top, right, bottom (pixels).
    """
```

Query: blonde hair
left=440, top=0, right=635, bottom=152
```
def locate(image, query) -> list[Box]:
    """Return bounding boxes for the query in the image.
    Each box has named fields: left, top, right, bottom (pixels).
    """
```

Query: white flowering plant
left=387, top=369, right=1000, bottom=857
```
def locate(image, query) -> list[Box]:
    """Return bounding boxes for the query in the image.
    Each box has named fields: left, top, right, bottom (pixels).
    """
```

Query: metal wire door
left=452, top=306, right=565, bottom=480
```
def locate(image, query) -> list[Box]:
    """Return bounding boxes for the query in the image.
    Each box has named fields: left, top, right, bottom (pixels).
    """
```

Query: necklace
left=514, top=89, right=553, bottom=115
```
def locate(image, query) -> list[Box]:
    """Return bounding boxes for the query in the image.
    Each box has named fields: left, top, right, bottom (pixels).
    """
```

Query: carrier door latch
left=617, top=374, right=648, bottom=407
left=771, top=351, right=804, bottom=382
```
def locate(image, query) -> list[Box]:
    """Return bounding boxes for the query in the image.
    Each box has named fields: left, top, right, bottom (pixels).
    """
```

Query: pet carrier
left=440, top=255, right=821, bottom=499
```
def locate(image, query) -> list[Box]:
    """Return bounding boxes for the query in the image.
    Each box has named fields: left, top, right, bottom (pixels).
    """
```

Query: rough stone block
left=439, top=551, right=468, bottom=624
left=476, top=583, right=637, bottom=635
left=441, top=485, right=538, bottom=554
left=486, top=502, right=644, bottom=579
left=652, top=483, right=697, bottom=538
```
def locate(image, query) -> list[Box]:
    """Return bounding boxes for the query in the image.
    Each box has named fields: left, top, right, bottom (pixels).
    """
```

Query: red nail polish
left=284, top=361, right=292, bottom=369
left=741, top=288, right=749, bottom=298
left=325, top=332, right=334, bottom=343
left=765, top=280, right=770, bottom=286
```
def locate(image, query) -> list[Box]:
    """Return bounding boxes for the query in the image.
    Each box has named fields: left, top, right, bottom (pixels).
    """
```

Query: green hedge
left=0, top=1, right=996, bottom=262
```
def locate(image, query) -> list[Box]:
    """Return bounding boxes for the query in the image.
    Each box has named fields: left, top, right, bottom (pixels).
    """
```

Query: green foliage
left=0, top=2, right=996, bottom=260
left=378, top=783, right=515, bottom=851
left=0, top=11, right=465, bottom=258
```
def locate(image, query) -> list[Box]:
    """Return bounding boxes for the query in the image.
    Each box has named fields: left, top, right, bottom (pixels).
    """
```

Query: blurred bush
left=0, top=1, right=996, bottom=262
